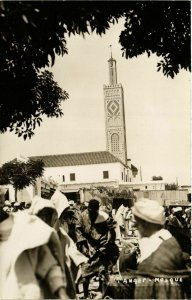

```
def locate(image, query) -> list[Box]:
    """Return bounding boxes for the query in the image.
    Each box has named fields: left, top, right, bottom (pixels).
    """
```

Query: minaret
left=103, top=52, right=127, bottom=166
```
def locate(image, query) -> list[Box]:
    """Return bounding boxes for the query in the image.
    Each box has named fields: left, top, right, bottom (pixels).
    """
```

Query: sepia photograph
left=0, top=1, right=191, bottom=299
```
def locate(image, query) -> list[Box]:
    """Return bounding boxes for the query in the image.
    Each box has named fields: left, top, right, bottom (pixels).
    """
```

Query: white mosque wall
left=42, top=162, right=129, bottom=185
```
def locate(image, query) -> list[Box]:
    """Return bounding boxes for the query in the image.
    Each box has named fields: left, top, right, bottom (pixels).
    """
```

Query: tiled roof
left=30, top=151, right=125, bottom=168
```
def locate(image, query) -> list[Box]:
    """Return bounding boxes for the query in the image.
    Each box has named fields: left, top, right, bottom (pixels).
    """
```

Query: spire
left=108, top=45, right=117, bottom=85
left=109, top=44, right=112, bottom=59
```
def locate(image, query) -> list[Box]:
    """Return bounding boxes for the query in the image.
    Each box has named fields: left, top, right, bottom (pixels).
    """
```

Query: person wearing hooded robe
left=51, top=190, right=88, bottom=291
left=51, top=190, right=78, bottom=242
left=29, top=195, right=87, bottom=299
left=50, top=190, right=88, bottom=265
left=28, top=196, right=76, bottom=299
left=0, top=206, right=68, bottom=299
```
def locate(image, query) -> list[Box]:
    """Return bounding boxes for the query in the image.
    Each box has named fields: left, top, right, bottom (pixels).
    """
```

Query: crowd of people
left=0, top=192, right=191, bottom=299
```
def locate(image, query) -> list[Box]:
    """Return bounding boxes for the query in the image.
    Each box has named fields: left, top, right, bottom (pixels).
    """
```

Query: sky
left=0, top=19, right=191, bottom=185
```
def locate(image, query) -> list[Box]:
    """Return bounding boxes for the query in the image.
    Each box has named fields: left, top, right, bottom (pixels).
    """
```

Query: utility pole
left=176, top=177, right=179, bottom=188
left=140, top=166, right=142, bottom=182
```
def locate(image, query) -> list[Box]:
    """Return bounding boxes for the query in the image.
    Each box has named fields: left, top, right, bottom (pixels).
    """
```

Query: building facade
left=120, top=181, right=166, bottom=191
left=31, top=151, right=131, bottom=187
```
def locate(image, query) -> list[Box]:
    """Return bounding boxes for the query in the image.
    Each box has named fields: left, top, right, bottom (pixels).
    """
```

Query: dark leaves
left=0, top=1, right=190, bottom=138
left=120, top=1, right=190, bottom=78
left=0, top=158, right=44, bottom=190
left=0, top=69, right=68, bottom=139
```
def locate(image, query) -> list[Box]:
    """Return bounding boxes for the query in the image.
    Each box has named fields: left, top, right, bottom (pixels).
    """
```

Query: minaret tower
left=103, top=50, right=127, bottom=165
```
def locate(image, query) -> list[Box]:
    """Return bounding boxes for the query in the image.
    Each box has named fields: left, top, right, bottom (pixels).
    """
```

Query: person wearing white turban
left=131, top=198, right=189, bottom=300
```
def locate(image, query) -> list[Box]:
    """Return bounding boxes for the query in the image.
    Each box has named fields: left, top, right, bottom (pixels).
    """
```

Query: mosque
left=31, top=54, right=138, bottom=199
left=2, top=56, right=190, bottom=205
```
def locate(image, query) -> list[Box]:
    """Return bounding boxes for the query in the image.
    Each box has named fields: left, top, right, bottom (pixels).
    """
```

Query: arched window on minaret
left=111, top=133, right=119, bottom=152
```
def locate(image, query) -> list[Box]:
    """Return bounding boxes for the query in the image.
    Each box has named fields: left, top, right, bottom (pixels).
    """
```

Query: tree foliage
left=1, top=70, right=68, bottom=139
left=120, top=1, right=191, bottom=78
left=0, top=1, right=190, bottom=138
left=165, top=183, right=178, bottom=190
left=151, top=176, right=163, bottom=181
left=0, top=158, right=44, bottom=200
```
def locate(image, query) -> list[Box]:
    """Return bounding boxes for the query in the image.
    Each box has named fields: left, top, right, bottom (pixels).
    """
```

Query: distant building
left=120, top=181, right=166, bottom=191
left=31, top=151, right=137, bottom=197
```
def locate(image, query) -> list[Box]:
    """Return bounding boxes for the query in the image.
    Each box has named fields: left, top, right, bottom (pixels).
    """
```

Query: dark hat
left=88, top=199, right=100, bottom=211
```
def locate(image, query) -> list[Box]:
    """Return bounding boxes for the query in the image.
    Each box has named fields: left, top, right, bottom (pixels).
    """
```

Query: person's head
left=4, top=200, right=11, bottom=207
left=19, top=202, right=25, bottom=210
left=171, top=207, right=176, bottom=214
left=173, top=207, right=182, bottom=217
left=133, top=216, right=163, bottom=238
left=25, top=202, right=31, bottom=209
left=60, top=207, right=69, bottom=221
left=60, top=207, right=77, bottom=224
left=50, top=190, right=69, bottom=220
left=94, top=211, right=109, bottom=234
left=29, top=196, right=57, bottom=227
left=132, top=198, right=165, bottom=238
left=69, top=200, right=75, bottom=207
left=164, top=206, right=170, bottom=217
left=88, top=199, right=100, bottom=221
left=123, top=200, right=130, bottom=208
left=185, top=207, right=191, bottom=216
left=37, top=207, right=56, bottom=226
left=13, top=202, right=20, bottom=212
left=3, top=206, right=10, bottom=213
left=0, top=207, right=9, bottom=222
left=80, top=203, right=87, bottom=211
